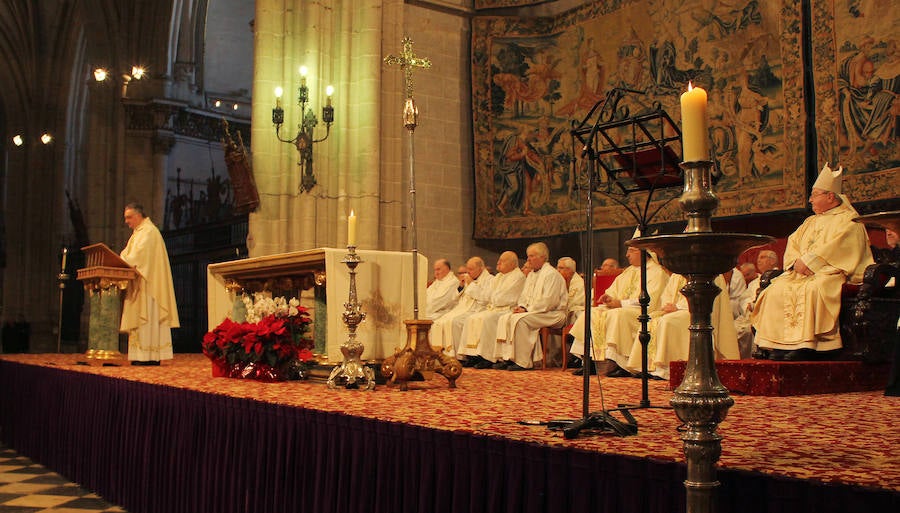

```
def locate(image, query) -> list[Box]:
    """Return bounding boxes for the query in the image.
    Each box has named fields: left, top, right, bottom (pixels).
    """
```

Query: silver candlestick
left=629, top=160, right=771, bottom=513
left=327, top=246, right=376, bottom=390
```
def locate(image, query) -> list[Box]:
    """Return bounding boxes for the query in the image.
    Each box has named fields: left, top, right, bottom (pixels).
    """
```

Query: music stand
left=553, top=89, right=683, bottom=438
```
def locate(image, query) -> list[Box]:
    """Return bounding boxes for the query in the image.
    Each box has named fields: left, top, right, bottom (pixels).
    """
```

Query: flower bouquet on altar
left=202, top=293, right=315, bottom=381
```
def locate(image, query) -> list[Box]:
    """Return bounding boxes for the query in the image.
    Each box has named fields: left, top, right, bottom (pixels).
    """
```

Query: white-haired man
left=458, top=251, right=526, bottom=368
left=752, top=164, right=874, bottom=360
left=557, top=257, right=585, bottom=324
left=493, top=243, right=568, bottom=370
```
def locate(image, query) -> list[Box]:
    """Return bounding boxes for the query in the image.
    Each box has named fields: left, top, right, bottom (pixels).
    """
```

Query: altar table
left=207, top=248, right=428, bottom=362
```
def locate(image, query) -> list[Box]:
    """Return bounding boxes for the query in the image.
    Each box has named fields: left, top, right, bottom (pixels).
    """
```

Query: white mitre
left=630, top=226, right=658, bottom=262
left=813, top=162, right=843, bottom=194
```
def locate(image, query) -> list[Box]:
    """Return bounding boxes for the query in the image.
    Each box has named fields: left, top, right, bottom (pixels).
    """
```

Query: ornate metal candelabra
left=272, top=67, right=334, bottom=193
left=628, top=160, right=771, bottom=513
left=327, top=246, right=376, bottom=390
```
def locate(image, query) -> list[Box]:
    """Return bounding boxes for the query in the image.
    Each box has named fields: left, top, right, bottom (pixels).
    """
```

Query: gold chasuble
left=752, top=199, right=873, bottom=351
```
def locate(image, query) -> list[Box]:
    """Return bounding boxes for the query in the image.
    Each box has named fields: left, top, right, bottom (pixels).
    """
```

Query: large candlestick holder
left=628, top=160, right=771, bottom=513
left=327, top=246, right=376, bottom=390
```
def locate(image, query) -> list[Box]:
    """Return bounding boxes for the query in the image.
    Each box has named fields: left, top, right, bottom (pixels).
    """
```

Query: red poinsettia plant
left=202, top=295, right=314, bottom=380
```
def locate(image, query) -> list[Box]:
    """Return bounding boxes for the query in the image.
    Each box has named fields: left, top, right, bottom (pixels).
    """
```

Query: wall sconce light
left=9, top=133, right=53, bottom=147
left=93, top=65, right=146, bottom=97
left=272, top=65, right=335, bottom=193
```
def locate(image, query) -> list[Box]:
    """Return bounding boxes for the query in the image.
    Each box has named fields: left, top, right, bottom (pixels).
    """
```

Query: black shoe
left=752, top=347, right=771, bottom=360
left=567, top=355, right=582, bottom=369
left=781, top=348, right=818, bottom=361
left=461, top=358, right=478, bottom=368
left=817, top=349, right=842, bottom=361
left=474, top=359, right=494, bottom=369
left=572, top=363, right=597, bottom=376
left=131, top=360, right=160, bottom=366
left=607, top=367, right=633, bottom=378
left=768, top=349, right=787, bottom=361
left=492, top=360, right=510, bottom=370
left=507, top=363, right=531, bottom=371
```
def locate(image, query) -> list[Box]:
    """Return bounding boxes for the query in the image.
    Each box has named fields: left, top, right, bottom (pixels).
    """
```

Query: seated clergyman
left=425, top=259, right=459, bottom=320
left=492, top=242, right=568, bottom=371
left=568, top=231, right=669, bottom=376
left=751, top=164, right=874, bottom=361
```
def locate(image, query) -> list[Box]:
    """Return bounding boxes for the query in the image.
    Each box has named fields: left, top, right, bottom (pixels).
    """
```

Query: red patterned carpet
left=2, top=353, right=898, bottom=494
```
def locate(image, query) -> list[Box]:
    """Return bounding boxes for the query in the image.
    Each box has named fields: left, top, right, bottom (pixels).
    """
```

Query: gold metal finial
left=384, top=37, right=432, bottom=100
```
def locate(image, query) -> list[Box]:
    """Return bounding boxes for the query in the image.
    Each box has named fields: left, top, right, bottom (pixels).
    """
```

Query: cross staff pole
left=384, top=37, right=431, bottom=319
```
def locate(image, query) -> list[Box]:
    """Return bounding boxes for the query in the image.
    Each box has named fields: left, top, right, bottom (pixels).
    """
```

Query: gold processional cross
left=380, top=38, right=462, bottom=390
left=384, top=37, right=431, bottom=130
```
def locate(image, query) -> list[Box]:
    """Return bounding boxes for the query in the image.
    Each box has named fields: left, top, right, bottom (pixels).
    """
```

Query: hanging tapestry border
left=810, top=0, right=899, bottom=203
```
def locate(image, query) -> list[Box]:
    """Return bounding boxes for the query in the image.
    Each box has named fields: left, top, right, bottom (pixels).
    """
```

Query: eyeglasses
left=809, top=191, right=829, bottom=199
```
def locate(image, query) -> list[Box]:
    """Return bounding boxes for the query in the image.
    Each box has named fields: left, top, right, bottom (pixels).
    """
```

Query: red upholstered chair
left=592, top=268, right=624, bottom=306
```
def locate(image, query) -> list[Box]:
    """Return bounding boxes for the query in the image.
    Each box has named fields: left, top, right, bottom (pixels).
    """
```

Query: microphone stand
left=548, top=117, right=637, bottom=439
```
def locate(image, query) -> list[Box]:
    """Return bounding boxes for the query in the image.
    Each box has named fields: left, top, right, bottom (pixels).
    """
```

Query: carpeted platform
left=669, top=359, right=891, bottom=396
left=0, top=354, right=897, bottom=513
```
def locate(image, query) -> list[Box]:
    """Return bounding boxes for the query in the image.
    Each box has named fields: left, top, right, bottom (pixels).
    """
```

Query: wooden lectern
left=77, top=243, right=138, bottom=360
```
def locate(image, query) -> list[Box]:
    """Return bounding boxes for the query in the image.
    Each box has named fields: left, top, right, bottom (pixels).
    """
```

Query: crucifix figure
left=384, top=37, right=432, bottom=130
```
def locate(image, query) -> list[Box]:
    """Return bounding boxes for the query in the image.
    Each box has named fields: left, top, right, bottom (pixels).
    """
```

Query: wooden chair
left=539, top=323, right=571, bottom=370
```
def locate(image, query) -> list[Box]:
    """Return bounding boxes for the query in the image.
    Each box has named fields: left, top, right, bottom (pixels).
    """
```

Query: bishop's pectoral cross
left=384, top=37, right=431, bottom=129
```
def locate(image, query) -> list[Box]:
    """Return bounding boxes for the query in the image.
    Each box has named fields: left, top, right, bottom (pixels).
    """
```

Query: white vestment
left=432, top=270, right=493, bottom=355
left=727, top=269, right=748, bottom=319
left=425, top=272, right=459, bottom=320
left=734, top=275, right=765, bottom=359
left=570, top=260, right=668, bottom=364
left=495, top=262, right=568, bottom=368
left=626, top=274, right=739, bottom=379
left=458, top=267, right=526, bottom=362
left=565, top=272, right=586, bottom=324
left=753, top=199, right=873, bottom=351
left=120, top=217, right=179, bottom=362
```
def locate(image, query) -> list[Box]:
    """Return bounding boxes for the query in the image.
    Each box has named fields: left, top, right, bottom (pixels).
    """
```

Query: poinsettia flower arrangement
left=202, top=293, right=315, bottom=380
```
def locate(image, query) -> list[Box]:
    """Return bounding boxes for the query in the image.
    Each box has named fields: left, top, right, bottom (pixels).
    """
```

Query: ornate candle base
left=327, top=246, right=376, bottom=391
left=624, top=156, right=773, bottom=513
left=381, top=319, right=462, bottom=391
left=630, top=233, right=770, bottom=513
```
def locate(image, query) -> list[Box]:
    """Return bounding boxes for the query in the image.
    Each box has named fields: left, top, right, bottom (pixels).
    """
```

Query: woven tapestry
left=811, top=0, right=899, bottom=203
left=472, top=0, right=806, bottom=239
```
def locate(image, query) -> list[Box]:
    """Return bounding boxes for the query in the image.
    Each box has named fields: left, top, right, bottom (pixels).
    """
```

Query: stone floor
left=0, top=444, right=125, bottom=513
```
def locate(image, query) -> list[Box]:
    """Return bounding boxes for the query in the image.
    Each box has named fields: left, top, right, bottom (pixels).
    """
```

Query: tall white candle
left=348, top=210, right=357, bottom=246
left=680, top=82, right=709, bottom=162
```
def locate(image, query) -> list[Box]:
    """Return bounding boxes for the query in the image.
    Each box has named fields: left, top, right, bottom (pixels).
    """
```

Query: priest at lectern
left=120, top=203, right=179, bottom=365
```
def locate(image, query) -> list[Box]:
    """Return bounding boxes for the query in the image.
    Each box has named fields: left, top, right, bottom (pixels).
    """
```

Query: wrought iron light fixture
left=272, top=66, right=334, bottom=193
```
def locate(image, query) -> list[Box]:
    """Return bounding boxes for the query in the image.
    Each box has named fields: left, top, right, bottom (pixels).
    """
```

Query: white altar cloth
left=208, top=248, right=428, bottom=361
